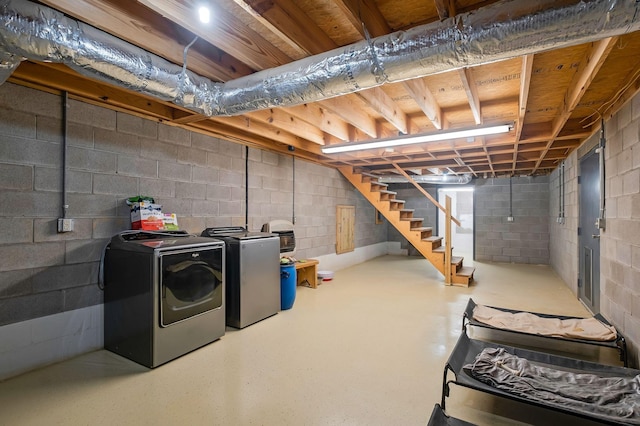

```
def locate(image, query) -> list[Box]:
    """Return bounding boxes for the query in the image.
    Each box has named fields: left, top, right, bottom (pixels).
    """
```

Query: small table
left=295, top=259, right=319, bottom=288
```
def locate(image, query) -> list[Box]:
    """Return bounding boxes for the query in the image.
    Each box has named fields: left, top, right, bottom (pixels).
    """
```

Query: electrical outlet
left=507, top=216, right=514, bottom=222
left=57, top=218, right=74, bottom=233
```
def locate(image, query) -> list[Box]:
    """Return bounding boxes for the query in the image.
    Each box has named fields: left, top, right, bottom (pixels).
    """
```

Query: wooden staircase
left=339, top=166, right=475, bottom=286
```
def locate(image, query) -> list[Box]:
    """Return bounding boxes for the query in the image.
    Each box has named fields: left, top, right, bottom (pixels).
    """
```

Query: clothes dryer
left=202, top=227, right=280, bottom=328
left=103, top=230, right=225, bottom=368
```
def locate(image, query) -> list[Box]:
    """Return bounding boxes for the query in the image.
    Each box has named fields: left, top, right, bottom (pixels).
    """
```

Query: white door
left=438, top=187, right=474, bottom=260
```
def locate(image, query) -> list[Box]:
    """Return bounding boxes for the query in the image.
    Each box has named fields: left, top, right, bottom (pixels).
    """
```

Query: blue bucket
left=280, top=264, right=296, bottom=310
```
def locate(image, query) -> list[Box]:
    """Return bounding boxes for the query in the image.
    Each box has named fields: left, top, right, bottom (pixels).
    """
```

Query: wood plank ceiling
left=8, top=0, right=640, bottom=177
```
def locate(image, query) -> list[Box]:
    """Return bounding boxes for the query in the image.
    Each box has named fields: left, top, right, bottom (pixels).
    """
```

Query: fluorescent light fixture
left=198, top=6, right=211, bottom=23
left=321, top=123, right=512, bottom=154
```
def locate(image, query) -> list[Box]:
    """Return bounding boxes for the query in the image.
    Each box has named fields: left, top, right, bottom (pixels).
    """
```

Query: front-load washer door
left=159, top=245, right=223, bottom=326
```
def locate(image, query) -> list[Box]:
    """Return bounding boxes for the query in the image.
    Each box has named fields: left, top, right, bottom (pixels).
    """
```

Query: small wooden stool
left=294, top=259, right=319, bottom=288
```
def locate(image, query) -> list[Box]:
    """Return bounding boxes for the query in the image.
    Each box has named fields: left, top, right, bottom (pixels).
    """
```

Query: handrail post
left=445, top=195, right=452, bottom=285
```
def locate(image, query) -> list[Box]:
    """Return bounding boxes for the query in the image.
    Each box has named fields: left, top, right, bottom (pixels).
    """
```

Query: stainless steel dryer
left=103, top=230, right=225, bottom=368
left=201, top=227, right=280, bottom=328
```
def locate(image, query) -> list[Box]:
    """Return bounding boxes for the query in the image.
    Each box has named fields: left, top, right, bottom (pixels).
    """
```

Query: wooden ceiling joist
left=512, top=54, right=534, bottom=174
left=232, top=0, right=336, bottom=56
left=402, top=79, right=443, bottom=130
left=137, top=0, right=294, bottom=70
left=533, top=37, right=618, bottom=173
left=458, top=67, right=482, bottom=125
left=333, top=0, right=391, bottom=38
left=37, top=0, right=251, bottom=81
left=10, top=0, right=640, bottom=177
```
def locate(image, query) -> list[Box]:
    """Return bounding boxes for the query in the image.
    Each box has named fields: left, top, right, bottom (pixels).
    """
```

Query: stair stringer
left=338, top=166, right=474, bottom=285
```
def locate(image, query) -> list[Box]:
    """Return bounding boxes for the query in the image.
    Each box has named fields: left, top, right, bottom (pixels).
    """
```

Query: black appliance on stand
left=201, top=227, right=280, bottom=328
left=103, top=230, right=225, bottom=368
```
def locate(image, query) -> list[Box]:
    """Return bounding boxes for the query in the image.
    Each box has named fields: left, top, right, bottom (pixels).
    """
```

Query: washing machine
left=201, top=227, right=280, bottom=328
left=103, top=230, right=225, bottom=368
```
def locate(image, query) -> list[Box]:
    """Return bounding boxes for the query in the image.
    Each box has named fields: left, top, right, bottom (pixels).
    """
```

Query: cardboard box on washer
left=130, top=201, right=164, bottom=230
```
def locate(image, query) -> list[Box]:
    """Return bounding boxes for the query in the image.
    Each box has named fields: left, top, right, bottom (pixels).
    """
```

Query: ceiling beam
left=137, top=0, right=292, bottom=70
left=188, top=120, right=322, bottom=163
left=320, top=97, right=380, bottom=138
left=481, top=137, right=496, bottom=177
left=37, top=0, right=251, bottom=81
left=230, top=0, right=403, bottom=140
left=209, top=115, right=322, bottom=154
left=282, top=104, right=351, bottom=141
left=332, top=0, right=391, bottom=38
left=458, top=68, right=482, bottom=124
left=172, top=112, right=208, bottom=125
left=11, top=62, right=177, bottom=120
left=533, top=37, right=618, bottom=173
left=231, top=0, right=335, bottom=56
left=512, top=54, right=534, bottom=174
left=246, top=109, right=326, bottom=145
left=40, top=0, right=358, bottom=150
left=453, top=149, right=477, bottom=176
left=402, top=79, right=443, bottom=129
left=12, top=61, right=330, bottom=162
left=599, top=58, right=640, bottom=120
left=434, top=0, right=457, bottom=20
left=355, top=87, right=408, bottom=134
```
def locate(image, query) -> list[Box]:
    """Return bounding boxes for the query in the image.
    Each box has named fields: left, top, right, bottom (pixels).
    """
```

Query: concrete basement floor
left=0, top=256, right=617, bottom=425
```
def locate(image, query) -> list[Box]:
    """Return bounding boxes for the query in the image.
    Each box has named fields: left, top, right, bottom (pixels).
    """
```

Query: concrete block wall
left=548, top=143, right=581, bottom=295
left=386, top=179, right=550, bottom=264
left=246, top=150, right=387, bottom=260
left=474, top=176, right=550, bottom=264
left=598, top=95, right=640, bottom=367
left=386, top=184, right=438, bottom=254
left=0, top=83, right=387, bottom=379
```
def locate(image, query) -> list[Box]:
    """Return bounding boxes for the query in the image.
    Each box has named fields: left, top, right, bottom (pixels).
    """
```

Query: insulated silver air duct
left=0, top=0, right=639, bottom=116
left=378, top=174, right=472, bottom=184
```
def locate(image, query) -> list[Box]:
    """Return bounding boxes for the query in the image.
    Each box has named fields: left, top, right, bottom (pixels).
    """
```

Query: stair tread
left=342, top=166, right=470, bottom=286
left=455, top=266, right=475, bottom=277
left=360, top=171, right=380, bottom=179
left=412, top=227, right=432, bottom=232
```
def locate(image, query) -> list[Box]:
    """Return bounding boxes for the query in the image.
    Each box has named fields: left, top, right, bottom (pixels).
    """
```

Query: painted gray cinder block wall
left=599, top=96, right=640, bottom=366
left=474, top=176, right=550, bottom=264
left=0, top=82, right=386, bottom=328
left=548, top=139, right=582, bottom=296
left=385, top=184, right=438, bottom=255
left=386, top=178, right=550, bottom=264
left=549, top=92, right=640, bottom=368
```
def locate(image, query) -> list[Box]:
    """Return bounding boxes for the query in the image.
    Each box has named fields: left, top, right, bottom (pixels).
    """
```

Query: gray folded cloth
left=464, top=347, right=640, bottom=424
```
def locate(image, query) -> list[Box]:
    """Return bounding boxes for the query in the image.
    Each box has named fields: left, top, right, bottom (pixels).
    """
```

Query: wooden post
left=444, top=195, right=452, bottom=285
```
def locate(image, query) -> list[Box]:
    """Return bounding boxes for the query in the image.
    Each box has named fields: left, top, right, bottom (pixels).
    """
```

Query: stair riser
left=340, top=167, right=473, bottom=285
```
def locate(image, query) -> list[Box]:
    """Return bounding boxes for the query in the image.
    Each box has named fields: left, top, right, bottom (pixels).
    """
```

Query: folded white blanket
left=472, top=304, right=617, bottom=341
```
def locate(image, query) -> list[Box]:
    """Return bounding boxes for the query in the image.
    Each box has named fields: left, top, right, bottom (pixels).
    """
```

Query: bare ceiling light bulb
left=198, top=6, right=210, bottom=24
